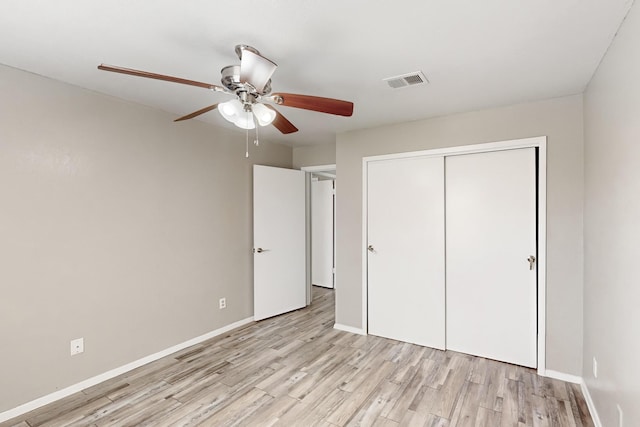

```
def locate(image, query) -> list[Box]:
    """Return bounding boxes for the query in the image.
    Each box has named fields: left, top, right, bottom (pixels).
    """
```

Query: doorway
left=302, top=164, right=336, bottom=303
left=311, top=176, right=335, bottom=289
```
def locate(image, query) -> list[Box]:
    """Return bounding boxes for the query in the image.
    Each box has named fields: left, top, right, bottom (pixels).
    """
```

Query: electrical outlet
left=617, top=404, right=623, bottom=427
left=219, top=298, right=226, bottom=309
left=70, top=338, right=84, bottom=356
left=593, top=357, right=598, bottom=378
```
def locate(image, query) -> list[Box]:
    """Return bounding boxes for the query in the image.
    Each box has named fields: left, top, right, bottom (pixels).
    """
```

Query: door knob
left=253, top=247, right=266, bottom=254
left=527, top=255, right=536, bottom=270
left=367, top=245, right=375, bottom=253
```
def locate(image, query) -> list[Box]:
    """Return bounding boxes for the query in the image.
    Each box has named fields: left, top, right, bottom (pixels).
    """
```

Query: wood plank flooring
left=2, top=287, right=593, bottom=426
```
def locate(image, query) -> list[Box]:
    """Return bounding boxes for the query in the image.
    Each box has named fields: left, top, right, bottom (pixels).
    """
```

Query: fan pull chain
left=245, top=129, right=249, bottom=158
left=254, top=115, right=260, bottom=146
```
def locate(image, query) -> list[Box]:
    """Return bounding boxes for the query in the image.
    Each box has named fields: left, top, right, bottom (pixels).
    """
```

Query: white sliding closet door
left=445, top=148, right=537, bottom=368
left=368, top=156, right=445, bottom=349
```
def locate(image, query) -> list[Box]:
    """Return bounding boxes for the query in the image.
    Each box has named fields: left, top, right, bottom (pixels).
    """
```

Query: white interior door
left=312, top=179, right=334, bottom=288
left=253, top=165, right=306, bottom=321
left=445, top=148, right=537, bottom=367
left=367, top=156, right=445, bottom=349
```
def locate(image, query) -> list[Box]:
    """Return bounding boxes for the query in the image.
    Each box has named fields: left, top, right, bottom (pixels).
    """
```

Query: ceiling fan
left=98, top=45, right=354, bottom=135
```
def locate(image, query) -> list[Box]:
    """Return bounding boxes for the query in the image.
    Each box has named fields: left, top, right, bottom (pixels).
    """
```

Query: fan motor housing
left=221, top=65, right=272, bottom=96
left=221, top=65, right=241, bottom=91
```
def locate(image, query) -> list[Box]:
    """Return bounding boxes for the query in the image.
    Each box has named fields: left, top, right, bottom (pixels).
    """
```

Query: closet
left=366, top=146, right=538, bottom=368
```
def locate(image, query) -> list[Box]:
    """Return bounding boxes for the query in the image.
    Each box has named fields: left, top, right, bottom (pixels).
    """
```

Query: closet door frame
left=361, top=136, right=547, bottom=375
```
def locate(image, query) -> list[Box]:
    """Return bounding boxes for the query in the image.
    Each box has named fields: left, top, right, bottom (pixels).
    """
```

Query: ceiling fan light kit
left=219, top=99, right=254, bottom=129
left=98, top=44, right=354, bottom=143
left=251, top=102, right=277, bottom=126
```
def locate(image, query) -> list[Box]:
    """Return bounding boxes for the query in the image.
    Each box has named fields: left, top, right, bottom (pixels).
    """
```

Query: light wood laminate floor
left=2, top=287, right=593, bottom=427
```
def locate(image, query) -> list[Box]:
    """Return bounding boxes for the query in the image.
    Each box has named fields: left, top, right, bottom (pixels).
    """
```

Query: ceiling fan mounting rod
left=235, top=44, right=261, bottom=59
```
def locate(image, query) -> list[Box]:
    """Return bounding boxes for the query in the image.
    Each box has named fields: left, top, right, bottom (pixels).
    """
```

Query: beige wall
left=0, top=65, right=291, bottom=412
left=292, top=142, right=336, bottom=169
left=583, top=2, right=640, bottom=426
left=336, top=94, right=584, bottom=375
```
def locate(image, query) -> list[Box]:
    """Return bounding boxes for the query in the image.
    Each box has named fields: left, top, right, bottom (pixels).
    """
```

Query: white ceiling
left=0, top=0, right=633, bottom=146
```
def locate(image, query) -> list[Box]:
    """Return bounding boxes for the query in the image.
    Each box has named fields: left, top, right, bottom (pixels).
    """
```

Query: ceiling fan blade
left=266, top=105, right=298, bottom=134
left=271, top=93, right=353, bottom=117
left=174, top=104, right=219, bottom=122
left=98, top=64, right=226, bottom=92
left=239, top=50, right=277, bottom=94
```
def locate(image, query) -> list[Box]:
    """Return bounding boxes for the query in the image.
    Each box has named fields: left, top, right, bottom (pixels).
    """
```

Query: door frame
left=361, top=136, right=547, bottom=374
left=301, top=164, right=336, bottom=305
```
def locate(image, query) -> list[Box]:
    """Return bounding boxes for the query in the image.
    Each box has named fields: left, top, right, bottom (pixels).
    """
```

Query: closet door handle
left=527, top=255, right=536, bottom=270
left=367, top=245, right=375, bottom=253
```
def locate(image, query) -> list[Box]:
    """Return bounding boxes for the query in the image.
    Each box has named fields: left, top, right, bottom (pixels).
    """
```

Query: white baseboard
left=543, top=369, right=582, bottom=384
left=543, top=370, right=601, bottom=427
left=580, top=379, right=602, bottom=427
left=0, top=316, right=255, bottom=423
left=334, top=323, right=366, bottom=335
